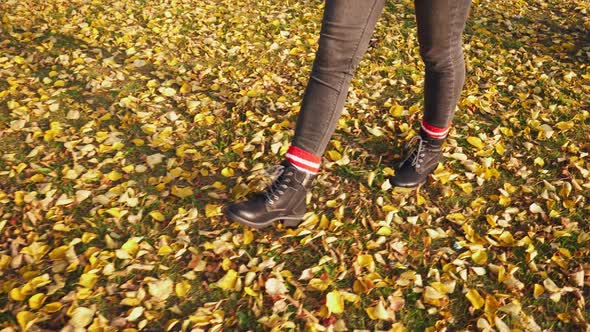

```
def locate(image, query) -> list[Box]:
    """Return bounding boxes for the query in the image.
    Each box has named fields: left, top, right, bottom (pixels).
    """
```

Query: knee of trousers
left=313, top=31, right=364, bottom=76
left=419, top=45, right=464, bottom=73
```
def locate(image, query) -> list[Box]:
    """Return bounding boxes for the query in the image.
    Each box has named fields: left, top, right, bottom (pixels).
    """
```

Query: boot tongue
left=282, top=159, right=317, bottom=185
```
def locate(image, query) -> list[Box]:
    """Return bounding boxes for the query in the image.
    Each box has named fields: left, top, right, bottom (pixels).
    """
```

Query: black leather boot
left=388, top=131, right=445, bottom=188
left=223, top=159, right=316, bottom=229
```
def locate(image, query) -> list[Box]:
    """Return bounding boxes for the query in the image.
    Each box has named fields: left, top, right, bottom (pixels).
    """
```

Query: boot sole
left=391, top=177, right=427, bottom=189
left=223, top=206, right=304, bottom=229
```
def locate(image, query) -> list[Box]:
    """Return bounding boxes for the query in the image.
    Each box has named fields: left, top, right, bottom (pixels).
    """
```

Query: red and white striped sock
left=421, top=118, right=451, bottom=139
left=285, top=146, right=321, bottom=174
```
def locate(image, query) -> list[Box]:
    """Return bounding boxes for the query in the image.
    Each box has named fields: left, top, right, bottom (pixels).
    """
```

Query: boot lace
left=261, top=164, right=293, bottom=204
left=401, top=135, right=426, bottom=169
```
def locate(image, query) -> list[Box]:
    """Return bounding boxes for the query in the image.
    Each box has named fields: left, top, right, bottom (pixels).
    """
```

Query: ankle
left=420, top=119, right=449, bottom=146
left=285, top=145, right=322, bottom=175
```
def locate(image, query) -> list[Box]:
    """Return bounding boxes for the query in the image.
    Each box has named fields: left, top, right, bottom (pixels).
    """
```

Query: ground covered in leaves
left=1, top=0, right=590, bottom=331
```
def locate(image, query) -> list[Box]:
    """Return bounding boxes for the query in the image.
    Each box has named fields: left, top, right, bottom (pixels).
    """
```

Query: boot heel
left=283, top=218, right=303, bottom=228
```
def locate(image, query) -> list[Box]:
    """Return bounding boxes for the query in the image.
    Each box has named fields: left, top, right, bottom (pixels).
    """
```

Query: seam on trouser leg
left=446, top=0, right=457, bottom=128
left=316, top=0, right=381, bottom=152
left=451, top=0, right=471, bottom=126
left=310, top=74, right=341, bottom=92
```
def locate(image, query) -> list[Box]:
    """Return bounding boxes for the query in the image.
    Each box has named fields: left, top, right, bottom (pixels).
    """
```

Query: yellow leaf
left=495, top=142, right=506, bottom=155
left=499, top=195, right=511, bottom=206
left=69, top=307, right=94, bottom=328
left=180, top=82, right=192, bottom=94
left=105, top=207, right=121, bottom=218
left=391, top=322, right=407, bottom=332
left=81, top=232, right=96, bottom=243
left=533, top=284, right=544, bottom=298
left=107, top=171, right=122, bottom=181
left=28, top=293, right=47, bottom=310
left=29, top=274, right=51, bottom=289
left=149, top=211, right=165, bottom=222
left=205, top=204, right=222, bottom=218
left=340, top=291, right=361, bottom=304
left=14, top=190, right=25, bottom=205
left=53, top=80, right=65, bottom=87
left=221, top=167, right=234, bottom=177
left=557, top=312, right=571, bottom=322
left=0, top=255, right=10, bottom=269
left=309, top=278, right=331, bottom=291
left=327, top=150, right=342, bottom=161
left=430, top=281, right=449, bottom=294
left=467, top=136, right=485, bottom=149
left=42, top=302, right=63, bottom=313
left=243, top=229, right=254, bottom=245
left=175, top=280, right=191, bottom=298
left=377, top=226, right=392, bottom=236
left=466, top=289, right=485, bottom=309
left=389, top=104, right=404, bottom=117
left=148, top=278, right=174, bottom=301
left=265, top=278, right=288, bottom=297
left=127, top=306, right=144, bottom=322
left=121, top=239, right=139, bottom=256
left=122, top=164, right=135, bottom=173
left=457, top=182, right=473, bottom=193
left=423, top=286, right=445, bottom=304
left=446, top=213, right=466, bottom=225
left=79, top=273, right=99, bottom=289
left=529, top=203, right=544, bottom=214
left=244, top=286, right=258, bottom=297
left=171, top=185, right=193, bottom=199
left=555, top=121, right=574, bottom=131
left=471, top=249, right=488, bottom=265
left=366, top=300, right=392, bottom=320
left=543, top=278, right=560, bottom=292
left=326, top=290, right=344, bottom=314
left=158, top=245, right=173, bottom=256
left=484, top=294, right=499, bottom=323
left=159, top=87, right=176, bottom=97
left=120, top=297, right=141, bottom=306
left=9, top=287, right=26, bottom=301
left=357, top=254, right=374, bottom=268
left=17, top=311, right=37, bottom=331
left=498, top=231, right=515, bottom=245
left=75, top=190, right=92, bottom=202
left=221, top=257, right=232, bottom=271
left=217, top=269, right=238, bottom=290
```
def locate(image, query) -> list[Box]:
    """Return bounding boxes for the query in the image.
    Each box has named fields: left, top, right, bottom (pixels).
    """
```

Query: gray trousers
left=292, top=0, right=472, bottom=156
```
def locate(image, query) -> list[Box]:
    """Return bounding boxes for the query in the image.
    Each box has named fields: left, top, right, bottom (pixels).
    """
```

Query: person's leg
left=225, top=0, right=387, bottom=229
left=287, top=0, right=387, bottom=174
left=389, top=0, right=472, bottom=188
left=415, top=0, right=472, bottom=140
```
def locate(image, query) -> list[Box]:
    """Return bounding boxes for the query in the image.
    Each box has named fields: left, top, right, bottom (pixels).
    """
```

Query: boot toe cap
left=389, top=168, right=426, bottom=188
left=224, top=198, right=266, bottom=223
left=389, top=176, right=422, bottom=188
